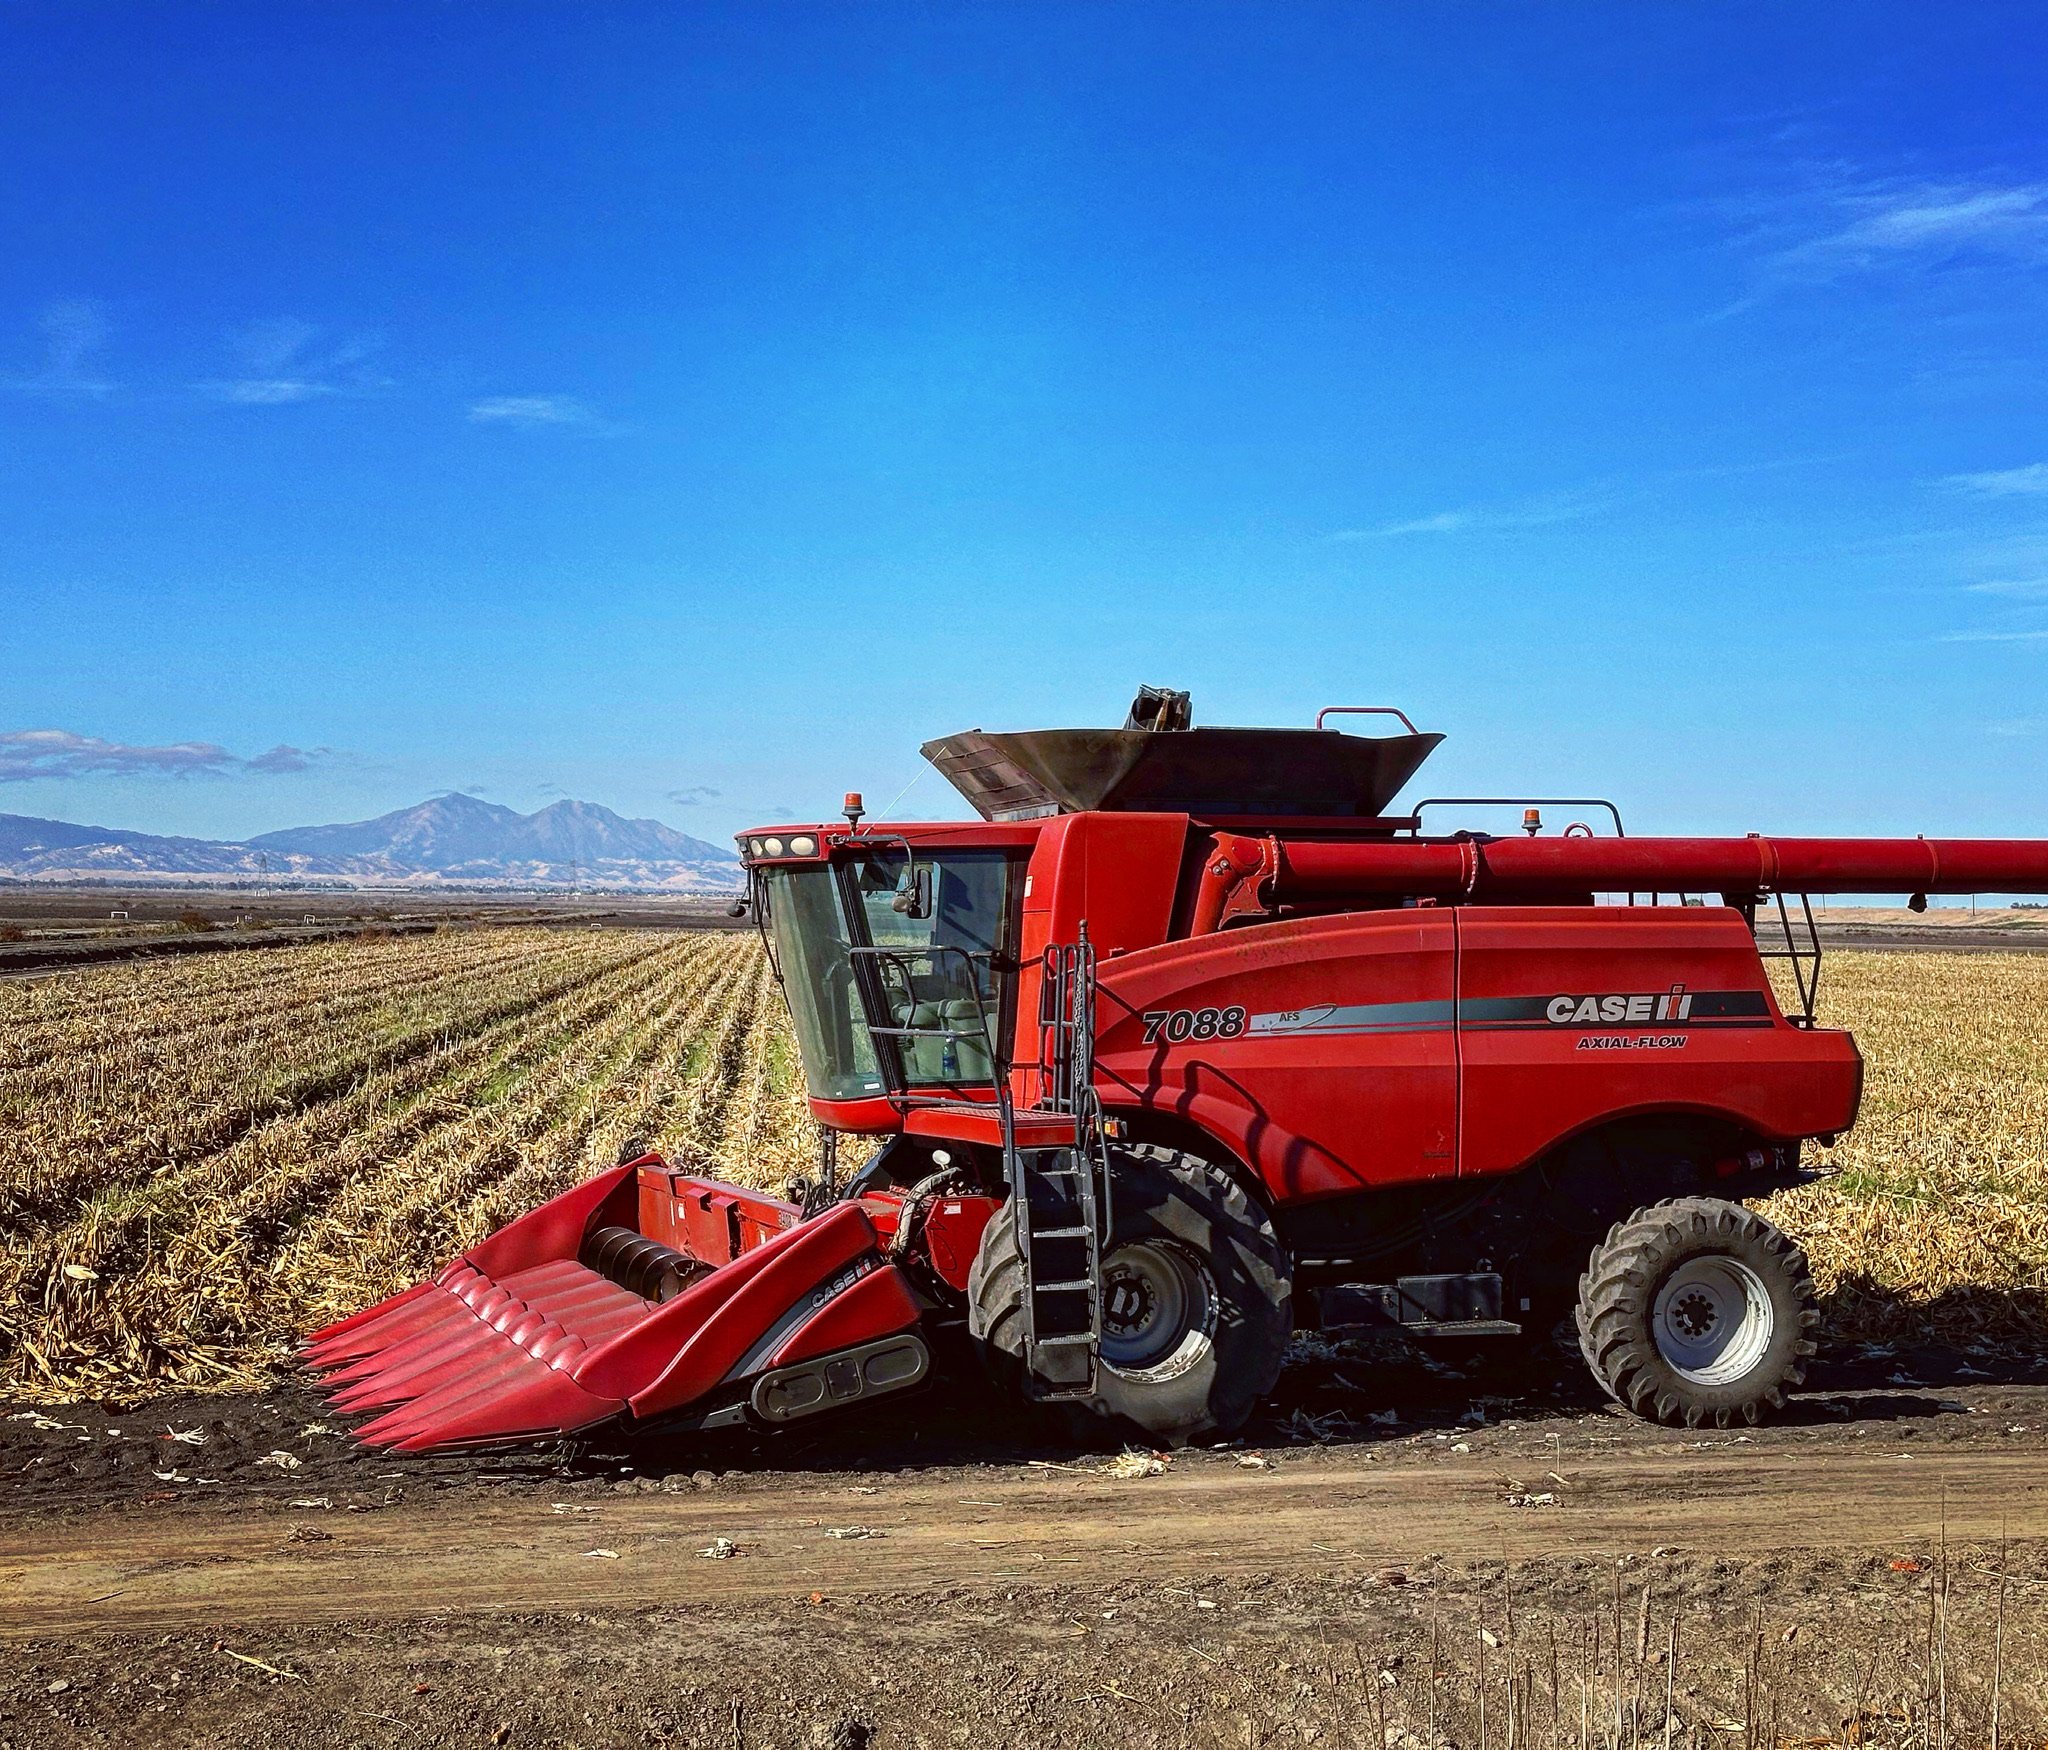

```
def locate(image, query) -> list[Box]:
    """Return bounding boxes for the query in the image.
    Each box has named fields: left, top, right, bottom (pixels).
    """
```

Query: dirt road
left=6, top=1442, right=2048, bottom=1643
left=9, top=1350, right=2048, bottom=1747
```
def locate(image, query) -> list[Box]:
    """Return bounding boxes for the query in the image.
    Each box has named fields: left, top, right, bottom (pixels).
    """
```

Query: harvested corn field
left=1768, top=948, right=2048, bottom=1342
left=2, top=938, right=2045, bottom=1406
left=0, top=928, right=812, bottom=1402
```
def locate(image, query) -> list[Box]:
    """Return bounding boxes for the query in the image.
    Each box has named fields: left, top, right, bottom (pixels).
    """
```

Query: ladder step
left=1034, top=1279, right=1097, bottom=1293
left=1030, top=1225, right=1094, bottom=1239
left=1031, top=1333, right=1096, bottom=1348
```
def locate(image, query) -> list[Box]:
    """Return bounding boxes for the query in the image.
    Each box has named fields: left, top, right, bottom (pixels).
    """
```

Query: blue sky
left=5, top=3, right=2047, bottom=851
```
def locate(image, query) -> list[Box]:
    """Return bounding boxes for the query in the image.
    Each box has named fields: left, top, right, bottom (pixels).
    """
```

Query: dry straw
left=3, top=939, right=2043, bottom=1403
left=1, top=928, right=812, bottom=1401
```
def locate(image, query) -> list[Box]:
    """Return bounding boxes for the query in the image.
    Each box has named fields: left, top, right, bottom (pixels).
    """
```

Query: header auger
left=306, top=689, right=2048, bottom=1451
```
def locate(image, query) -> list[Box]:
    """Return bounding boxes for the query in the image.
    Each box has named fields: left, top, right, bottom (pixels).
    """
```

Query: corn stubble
left=0, top=928, right=813, bottom=1401
left=2, top=942, right=2043, bottom=1402
left=1765, top=951, right=2048, bottom=1344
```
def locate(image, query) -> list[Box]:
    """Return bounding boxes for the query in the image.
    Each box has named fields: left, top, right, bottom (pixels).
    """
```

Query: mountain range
left=0, top=794, right=739, bottom=891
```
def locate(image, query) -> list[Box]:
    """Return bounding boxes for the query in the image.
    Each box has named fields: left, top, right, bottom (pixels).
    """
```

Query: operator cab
left=746, top=836, right=1027, bottom=1105
left=738, top=686, right=1444, bottom=1118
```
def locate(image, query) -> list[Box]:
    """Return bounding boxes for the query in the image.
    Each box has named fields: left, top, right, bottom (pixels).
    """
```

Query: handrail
left=1315, top=705, right=1420, bottom=734
left=1412, top=796, right=1628, bottom=837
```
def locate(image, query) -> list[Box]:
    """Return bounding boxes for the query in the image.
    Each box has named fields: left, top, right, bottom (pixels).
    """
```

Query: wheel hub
left=1097, top=1242, right=1216, bottom=1376
left=1651, top=1255, right=1776, bottom=1386
left=1104, top=1276, right=1157, bottom=1336
left=1669, top=1285, right=1720, bottom=1340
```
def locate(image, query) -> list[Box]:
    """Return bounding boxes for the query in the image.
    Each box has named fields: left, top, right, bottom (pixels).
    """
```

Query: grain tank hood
left=921, top=692, right=1443, bottom=822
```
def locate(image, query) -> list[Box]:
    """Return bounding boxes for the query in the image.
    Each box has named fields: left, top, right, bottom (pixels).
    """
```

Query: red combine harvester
left=307, top=690, right=2048, bottom=1451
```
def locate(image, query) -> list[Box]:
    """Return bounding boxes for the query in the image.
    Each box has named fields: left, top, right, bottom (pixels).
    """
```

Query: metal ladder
left=1003, top=929, right=1111, bottom=1398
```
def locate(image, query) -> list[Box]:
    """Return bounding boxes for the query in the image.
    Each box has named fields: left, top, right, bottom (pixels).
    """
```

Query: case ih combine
left=307, top=691, right=2048, bottom=1451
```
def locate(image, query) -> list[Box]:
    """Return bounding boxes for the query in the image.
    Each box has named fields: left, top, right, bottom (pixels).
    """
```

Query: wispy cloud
left=665, top=785, right=721, bottom=807
left=1965, top=578, right=2048, bottom=599
left=217, top=378, right=337, bottom=406
left=0, top=730, right=330, bottom=782
left=1943, top=462, right=2048, bottom=498
left=3, top=300, right=117, bottom=400
left=1989, top=718, right=2048, bottom=737
left=198, top=318, right=386, bottom=406
left=1938, top=629, right=2048, bottom=644
left=1780, top=181, right=2048, bottom=278
left=1329, top=493, right=1600, bottom=542
left=468, top=395, right=605, bottom=430
left=1715, top=159, right=2048, bottom=314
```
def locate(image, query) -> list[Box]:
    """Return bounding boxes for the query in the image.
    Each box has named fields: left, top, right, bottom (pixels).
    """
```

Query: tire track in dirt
left=5, top=1447, right=2045, bottom=1640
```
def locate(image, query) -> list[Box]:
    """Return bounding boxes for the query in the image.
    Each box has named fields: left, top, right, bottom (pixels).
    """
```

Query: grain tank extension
left=307, top=691, right=2048, bottom=1450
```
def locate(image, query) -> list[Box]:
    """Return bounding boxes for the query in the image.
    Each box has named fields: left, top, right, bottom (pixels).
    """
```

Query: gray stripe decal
left=1251, top=990, right=1775, bottom=1039
left=1250, top=1000, right=1455, bottom=1036
left=1461, top=1019, right=1773, bottom=1033
left=1461, top=996, right=1553, bottom=1024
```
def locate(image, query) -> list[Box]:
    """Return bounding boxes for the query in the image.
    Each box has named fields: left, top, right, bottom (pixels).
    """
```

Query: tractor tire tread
left=967, top=1143, right=1291, bottom=1445
left=1574, top=1196, right=1818, bottom=1430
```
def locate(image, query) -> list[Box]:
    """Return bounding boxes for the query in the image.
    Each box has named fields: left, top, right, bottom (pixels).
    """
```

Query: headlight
left=761, top=836, right=784, bottom=856
left=747, top=838, right=765, bottom=857
left=789, top=835, right=816, bottom=856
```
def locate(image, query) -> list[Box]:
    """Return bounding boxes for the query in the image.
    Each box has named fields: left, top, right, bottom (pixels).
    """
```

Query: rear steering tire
left=1576, top=1196, right=1818, bottom=1428
left=967, top=1145, right=1292, bottom=1445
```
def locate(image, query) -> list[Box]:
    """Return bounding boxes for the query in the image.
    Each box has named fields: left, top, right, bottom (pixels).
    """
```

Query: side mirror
left=891, top=864, right=933, bottom=919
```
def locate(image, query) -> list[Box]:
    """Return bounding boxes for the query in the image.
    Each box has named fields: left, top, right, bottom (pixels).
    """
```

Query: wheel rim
left=1650, top=1255, right=1776, bottom=1386
left=1099, top=1242, right=1215, bottom=1379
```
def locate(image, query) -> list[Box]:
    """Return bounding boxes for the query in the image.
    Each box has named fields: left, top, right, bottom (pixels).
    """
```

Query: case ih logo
left=1547, top=986, right=1695, bottom=1026
left=810, top=1254, right=877, bottom=1311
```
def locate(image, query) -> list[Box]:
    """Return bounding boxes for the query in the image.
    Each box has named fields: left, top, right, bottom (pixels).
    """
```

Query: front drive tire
left=1576, top=1196, right=1819, bottom=1429
left=967, top=1145, right=1292, bottom=1445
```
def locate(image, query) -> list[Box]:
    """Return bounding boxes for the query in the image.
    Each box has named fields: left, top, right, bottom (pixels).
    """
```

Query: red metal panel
left=854, top=1191, right=906, bottom=1247
left=919, top=1194, right=998, bottom=1290
left=807, top=1093, right=910, bottom=1134
left=1095, top=909, right=1459, bottom=1204
left=465, top=1163, right=636, bottom=1279
left=1453, top=906, right=1862, bottom=1178
left=636, top=1167, right=799, bottom=1264
left=903, top=1106, right=1075, bottom=1148
left=575, top=1201, right=881, bottom=1416
left=1017, top=813, right=1189, bottom=1105
left=770, top=1262, right=924, bottom=1366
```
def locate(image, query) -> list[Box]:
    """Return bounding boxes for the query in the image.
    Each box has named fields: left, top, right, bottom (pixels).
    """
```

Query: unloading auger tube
left=305, top=688, right=2048, bottom=1454
left=1191, top=831, right=2048, bottom=931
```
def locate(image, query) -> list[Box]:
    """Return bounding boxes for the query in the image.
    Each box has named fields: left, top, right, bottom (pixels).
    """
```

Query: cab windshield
left=758, top=848, right=1019, bottom=1102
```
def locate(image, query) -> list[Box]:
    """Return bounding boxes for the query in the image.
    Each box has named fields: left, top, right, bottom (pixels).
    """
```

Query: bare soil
left=6, top=1336, right=2048, bottom=1747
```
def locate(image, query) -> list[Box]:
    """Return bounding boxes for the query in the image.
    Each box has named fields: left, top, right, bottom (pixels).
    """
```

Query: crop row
left=1, top=928, right=811, bottom=1398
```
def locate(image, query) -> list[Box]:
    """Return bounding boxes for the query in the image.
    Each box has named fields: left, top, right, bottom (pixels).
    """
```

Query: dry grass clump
left=1, top=928, right=813, bottom=1401
left=1764, top=950, right=2048, bottom=1343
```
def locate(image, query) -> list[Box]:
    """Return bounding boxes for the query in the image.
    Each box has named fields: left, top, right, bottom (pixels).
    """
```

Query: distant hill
left=0, top=814, right=288, bottom=878
left=0, top=795, right=739, bottom=891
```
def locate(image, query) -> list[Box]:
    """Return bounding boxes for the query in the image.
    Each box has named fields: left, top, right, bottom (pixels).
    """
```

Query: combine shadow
left=1816, top=1275, right=2048, bottom=1367
left=578, top=1283, right=2048, bottom=1482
